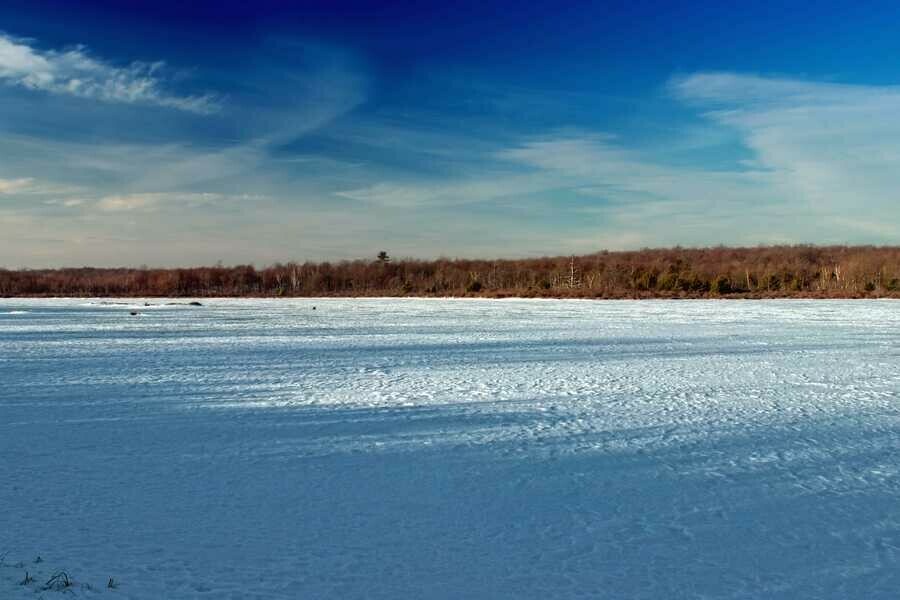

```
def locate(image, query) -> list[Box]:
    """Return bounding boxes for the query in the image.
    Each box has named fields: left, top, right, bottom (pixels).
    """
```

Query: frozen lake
left=2, top=298, right=900, bottom=598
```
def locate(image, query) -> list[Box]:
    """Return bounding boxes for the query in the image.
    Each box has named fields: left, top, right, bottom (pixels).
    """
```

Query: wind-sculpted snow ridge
left=2, top=298, right=900, bottom=599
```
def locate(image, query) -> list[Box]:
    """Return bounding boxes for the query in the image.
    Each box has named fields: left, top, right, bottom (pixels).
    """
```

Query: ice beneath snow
left=2, top=298, right=900, bottom=598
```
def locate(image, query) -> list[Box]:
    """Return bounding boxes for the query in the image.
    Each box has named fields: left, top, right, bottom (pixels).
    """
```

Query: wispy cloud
left=672, top=72, right=900, bottom=232
left=335, top=174, right=555, bottom=208
left=334, top=67, right=900, bottom=253
left=95, top=192, right=228, bottom=212
left=496, top=135, right=771, bottom=206
left=247, top=38, right=369, bottom=145
left=0, top=33, right=218, bottom=113
left=5, top=54, right=900, bottom=266
left=0, top=177, right=33, bottom=194
left=43, top=197, right=84, bottom=208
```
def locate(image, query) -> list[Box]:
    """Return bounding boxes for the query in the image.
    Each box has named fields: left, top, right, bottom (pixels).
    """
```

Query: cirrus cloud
left=0, top=177, right=33, bottom=194
left=0, top=33, right=218, bottom=114
left=95, top=192, right=227, bottom=212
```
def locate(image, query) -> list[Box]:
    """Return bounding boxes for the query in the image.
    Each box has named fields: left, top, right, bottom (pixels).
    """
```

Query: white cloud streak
left=673, top=72, right=900, bottom=234
left=0, top=33, right=218, bottom=113
left=95, top=192, right=227, bottom=212
left=0, top=177, right=33, bottom=194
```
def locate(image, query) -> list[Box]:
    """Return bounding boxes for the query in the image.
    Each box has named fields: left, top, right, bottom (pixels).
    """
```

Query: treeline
left=3, top=245, right=900, bottom=298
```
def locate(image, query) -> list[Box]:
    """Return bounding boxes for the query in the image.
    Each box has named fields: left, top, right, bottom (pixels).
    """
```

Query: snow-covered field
left=2, top=298, right=900, bottom=599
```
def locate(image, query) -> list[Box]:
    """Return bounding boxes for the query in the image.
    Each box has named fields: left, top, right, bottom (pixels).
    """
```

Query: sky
left=2, top=1, right=900, bottom=267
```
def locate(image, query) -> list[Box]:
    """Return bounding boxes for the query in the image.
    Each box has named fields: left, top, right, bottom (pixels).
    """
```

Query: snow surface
left=2, top=298, right=900, bottom=599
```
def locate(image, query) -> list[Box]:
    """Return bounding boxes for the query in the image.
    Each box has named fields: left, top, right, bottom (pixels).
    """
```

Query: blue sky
left=2, top=1, right=900, bottom=266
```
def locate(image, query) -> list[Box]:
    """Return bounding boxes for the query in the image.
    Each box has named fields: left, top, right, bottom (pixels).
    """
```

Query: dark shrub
left=711, top=276, right=732, bottom=295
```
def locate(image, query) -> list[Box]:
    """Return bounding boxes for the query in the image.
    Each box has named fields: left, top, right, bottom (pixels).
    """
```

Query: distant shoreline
left=3, top=292, right=900, bottom=301
left=4, top=245, right=900, bottom=299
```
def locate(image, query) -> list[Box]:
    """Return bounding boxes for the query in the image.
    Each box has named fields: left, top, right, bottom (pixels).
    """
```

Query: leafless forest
left=3, top=246, right=900, bottom=298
